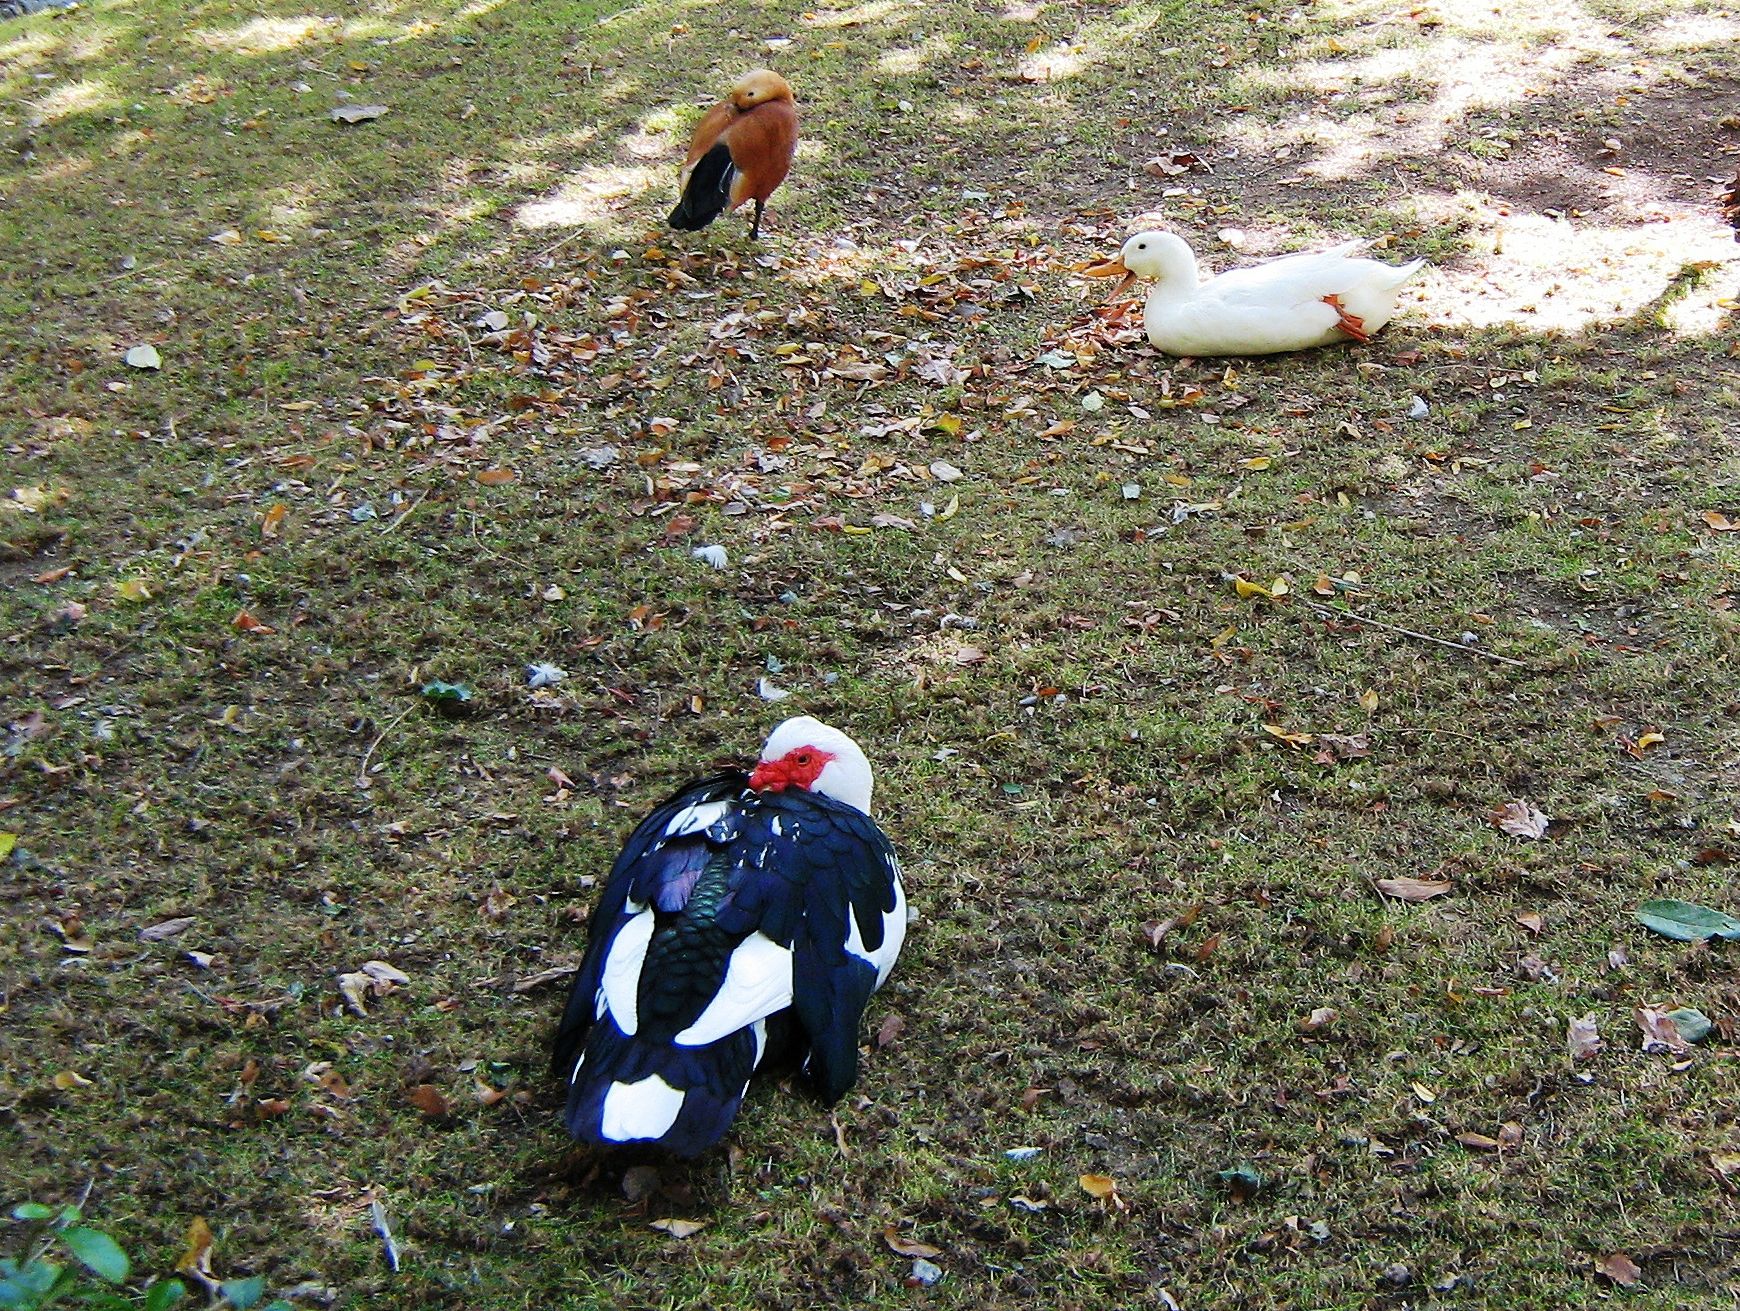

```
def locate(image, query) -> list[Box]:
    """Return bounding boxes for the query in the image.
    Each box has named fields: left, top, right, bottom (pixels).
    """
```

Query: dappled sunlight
left=27, top=75, right=116, bottom=123
left=879, top=33, right=956, bottom=75
left=1639, top=9, right=1740, bottom=49
left=802, top=0, right=923, bottom=31
left=1230, top=0, right=1717, bottom=182
left=0, top=28, right=61, bottom=75
left=1411, top=190, right=1738, bottom=333
left=515, top=162, right=664, bottom=230
left=189, top=15, right=334, bottom=55
left=1011, top=6, right=1168, bottom=84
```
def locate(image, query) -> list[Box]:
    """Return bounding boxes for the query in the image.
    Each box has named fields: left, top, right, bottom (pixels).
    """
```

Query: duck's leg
left=750, top=199, right=765, bottom=241
left=1323, top=294, right=1370, bottom=343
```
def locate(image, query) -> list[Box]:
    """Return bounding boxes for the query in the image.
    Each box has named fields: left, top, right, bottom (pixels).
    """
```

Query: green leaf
left=1666, top=1007, right=1713, bottom=1043
left=220, top=1275, right=267, bottom=1309
left=144, top=1279, right=189, bottom=1311
left=58, top=1227, right=129, bottom=1284
left=0, top=1258, right=62, bottom=1303
left=419, top=681, right=472, bottom=703
left=1216, top=1163, right=1263, bottom=1196
left=1635, top=899, right=1740, bottom=942
left=0, top=833, right=18, bottom=863
left=9, top=1204, right=54, bottom=1222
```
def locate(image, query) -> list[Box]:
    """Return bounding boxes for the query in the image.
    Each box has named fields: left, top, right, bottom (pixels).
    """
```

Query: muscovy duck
left=552, top=717, right=906, bottom=1155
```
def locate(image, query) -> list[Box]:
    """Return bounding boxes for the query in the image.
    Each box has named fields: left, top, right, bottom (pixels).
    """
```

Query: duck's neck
left=1143, top=236, right=1203, bottom=305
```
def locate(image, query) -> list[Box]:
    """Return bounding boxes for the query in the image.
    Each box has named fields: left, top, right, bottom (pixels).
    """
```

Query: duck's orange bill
left=1082, top=257, right=1138, bottom=303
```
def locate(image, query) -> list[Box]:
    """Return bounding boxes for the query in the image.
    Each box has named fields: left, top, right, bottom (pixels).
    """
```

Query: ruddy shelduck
left=668, top=70, right=798, bottom=240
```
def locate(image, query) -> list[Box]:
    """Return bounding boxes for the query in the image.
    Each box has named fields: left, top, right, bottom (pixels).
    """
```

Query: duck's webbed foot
left=1323, top=293, right=1370, bottom=343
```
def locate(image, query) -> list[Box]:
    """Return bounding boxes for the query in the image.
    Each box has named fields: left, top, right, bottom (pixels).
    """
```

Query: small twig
left=357, top=706, right=416, bottom=787
left=378, top=489, right=428, bottom=535
left=465, top=510, right=515, bottom=564
left=1301, top=598, right=1532, bottom=668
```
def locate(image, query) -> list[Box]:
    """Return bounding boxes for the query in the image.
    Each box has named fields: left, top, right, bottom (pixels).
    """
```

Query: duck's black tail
left=669, top=142, right=736, bottom=231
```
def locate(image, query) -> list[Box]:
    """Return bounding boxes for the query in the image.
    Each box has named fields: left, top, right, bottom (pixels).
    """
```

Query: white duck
left=1086, top=230, right=1425, bottom=357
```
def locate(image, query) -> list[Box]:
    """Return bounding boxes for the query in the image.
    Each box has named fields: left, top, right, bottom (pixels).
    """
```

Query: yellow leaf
left=1078, top=1173, right=1118, bottom=1199
left=1162, top=473, right=1193, bottom=488
left=1262, top=724, right=1313, bottom=746
left=176, top=1218, right=215, bottom=1277
left=859, top=279, right=879, bottom=296
left=1268, top=576, right=1290, bottom=597
left=116, top=578, right=153, bottom=603
left=1025, top=35, right=1044, bottom=52
left=1637, top=730, right=1664, bottom=750
left=946, top=566, right=970, bottom=583
left=1209, top=623, right=1237, bottom=647
left=260, top=503, right=287, bottom=538
left=1411, top=1081, right=1437, bottom=1103
left=938, top=494, right=960, bottom=521
left=1239, top=456, right=1272, bottom=470
left=842, top=524, right=872, bottom=535
left=1234, top=577, right=1273, bottom=600
left=933, top=413, right=964, bottom=437
left=0, top=833, right=15, bottom=861
left=53, top=1070, right=93, bottom=1090
left=1359, top=688, right=1379, bottom=712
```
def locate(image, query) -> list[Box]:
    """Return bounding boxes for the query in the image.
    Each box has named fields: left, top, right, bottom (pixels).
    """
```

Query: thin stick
left=1301, top=599, right=1532, bottom=668
left=378, top=489, right=428, bottom=535
left=357, top=706, right=415, bottom=787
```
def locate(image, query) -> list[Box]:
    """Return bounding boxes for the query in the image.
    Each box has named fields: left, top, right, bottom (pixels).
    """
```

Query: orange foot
left=1323, top=293, right=1370, bottom=343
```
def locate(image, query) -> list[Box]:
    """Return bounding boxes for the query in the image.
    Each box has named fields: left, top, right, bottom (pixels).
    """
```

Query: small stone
left=1382, top=1263, right=1412, bottom=1288
left=909, top=1259, right=943, bottom=1286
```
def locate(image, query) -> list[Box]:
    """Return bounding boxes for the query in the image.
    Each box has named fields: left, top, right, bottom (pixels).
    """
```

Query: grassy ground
left=3, top=0, right=1739, bottom=1305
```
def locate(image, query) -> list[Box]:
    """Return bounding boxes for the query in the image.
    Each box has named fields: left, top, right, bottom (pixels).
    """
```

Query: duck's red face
left=749, top=745, right=835, bottom=794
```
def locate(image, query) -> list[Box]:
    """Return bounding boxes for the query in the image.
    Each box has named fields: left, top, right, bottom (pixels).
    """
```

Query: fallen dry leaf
left=1491, top=799, right=1550, bottom=839
left=1374, top=877, right=1453, bottom=902
left=876, top=1013, right=906, bottom=1048
left=650, top=1217, right=706, bottom=1239
left=476, top=467, right=517, bottom=486
left=1078, top=1173, right=1118, bottom=1200
left=1456, top=1131, right=1501, bottom=1151
left=406, top=1084, right=450, bottom=1118
left=1298, top=1007, right=1338, bottom=1033
left=1515, top=911, right=1545, bottom=936
left=1594, top=1252, right=1642, bottom=1286
left=1568, top=1014, right=1602, bottom=1060
left=139, top=916, right=197, bottom=942
left=883, top=1226, right=944, bottom=1259
left=1636, top=1006, right=1688, bottom=1054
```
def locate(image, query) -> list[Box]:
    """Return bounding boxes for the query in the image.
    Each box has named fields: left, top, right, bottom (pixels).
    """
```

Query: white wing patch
left=600, top=1073, right=686, bottom=1142
left=663, top=799, right=732, bottom=839
left=601, top=909, right=656, bottom=1035
left=844, top=858, right=907, bottom=988
left=674, top=931, right=793, bottom=1047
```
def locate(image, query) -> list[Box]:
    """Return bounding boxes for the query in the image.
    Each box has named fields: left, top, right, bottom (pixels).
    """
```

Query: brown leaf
left=1019, top=1086, right=1050, bottom=1113
left=232, top=610, right=275, bottom=635
left=1194, top=931, right=1221, bottom=962
left=883, top=1226, right=943, bottom=1259
left=260, top=503, right=287, bottom=538
left=1701, top=510, right=1739, bottom=532
left=1456, top=1131, right=1501, bottom=1151
left=473, top=1079, right=507, bottom=1106
left=650, top=1217, right=705, bottom=1239
left=1636, top=1006, right=1688, bottom=1054
left=1515, top=911, right=1545, bottom=936
left=1373, top=877, right=1452, bottom=902
left=876, top=1013, right=906, bottom=1049
left=1491, top=799, right=1550, bottom=839
left=1568, top=1013, right=1602, bottom=1060
left=1298, top=1007, right=1338, bottom=1033
left=1595, top=1253, right=1642, bottom=1286
left=476, top=467, right=517, bottom=486
left=140, top=916, right=197, bottom=942
left=406, top=1084, right=450, bottom=1118
left=1078, top=1173, right=1118, bottom=1200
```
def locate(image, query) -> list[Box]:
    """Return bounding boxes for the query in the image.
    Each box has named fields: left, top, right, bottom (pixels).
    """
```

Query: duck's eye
left=1138, top=242, right=1148, bottom=249
left=795, top=751, right=812, bottom=765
